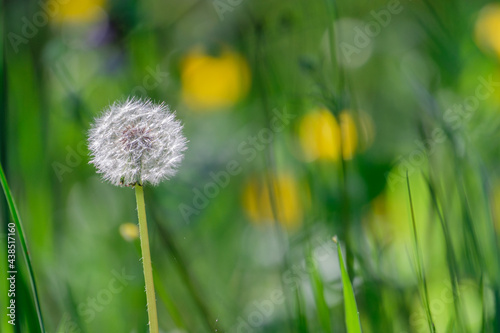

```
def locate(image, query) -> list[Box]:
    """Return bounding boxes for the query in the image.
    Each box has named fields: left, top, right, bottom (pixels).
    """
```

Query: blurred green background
left=2, top=0, right=500, bottom=332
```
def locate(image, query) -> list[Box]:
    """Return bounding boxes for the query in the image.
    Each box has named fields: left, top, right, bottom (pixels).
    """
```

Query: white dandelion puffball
left=88, top=98, right=188, bottom=187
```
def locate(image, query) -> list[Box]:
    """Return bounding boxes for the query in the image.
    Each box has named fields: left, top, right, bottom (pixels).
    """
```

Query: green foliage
left=335, top=236, right=362, bottom=333
left=2, top=0, right=500, bottom=332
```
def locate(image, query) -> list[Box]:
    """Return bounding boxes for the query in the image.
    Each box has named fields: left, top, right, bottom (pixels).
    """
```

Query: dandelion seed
left=88, top=98, right=188, bottom=186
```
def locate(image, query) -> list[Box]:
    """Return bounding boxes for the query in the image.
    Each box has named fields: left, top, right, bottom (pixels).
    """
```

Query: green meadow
left=2, top=0, right=500, bottom=332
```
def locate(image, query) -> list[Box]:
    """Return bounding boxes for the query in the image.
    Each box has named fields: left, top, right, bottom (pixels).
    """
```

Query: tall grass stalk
left=307, top=247, right=332, bottom=332
left=333, top=236, right=362, bottom=333
left=424, top=173, right=465, bottom=329
left=250, top=18, right=296, bottom=332
left=153, top=212, right=217, bottom=332
left=323, top=0, right=354, bottom=279
left=0, top=163, right=45, bottom=333
left=406, top=172, right=435, bottom=333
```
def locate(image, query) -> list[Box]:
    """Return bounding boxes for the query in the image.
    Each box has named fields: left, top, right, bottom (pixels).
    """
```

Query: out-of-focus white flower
left=88, top=98, right=187, bottom=187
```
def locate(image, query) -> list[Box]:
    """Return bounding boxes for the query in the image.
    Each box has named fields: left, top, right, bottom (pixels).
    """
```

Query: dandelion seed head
left=88, top=98, right=188, bottom=187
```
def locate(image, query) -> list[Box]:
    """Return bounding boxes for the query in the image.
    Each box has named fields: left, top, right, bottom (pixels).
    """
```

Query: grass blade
left=294, top=286, right=308, bottom=333
left=424, top=173, right=466, bottom=329
left=333, top=236, right=362, bottom=333
left=406, top=172, right=435, bottom=333
left=130, top=233, right=187, bottom=330
left=152, top=268, right=187, bottom=330
left=307, top=248, right=332, bottom=332
left=0, top=163, right=45, bottom=332
left=152, top=212, right=217, bottom=332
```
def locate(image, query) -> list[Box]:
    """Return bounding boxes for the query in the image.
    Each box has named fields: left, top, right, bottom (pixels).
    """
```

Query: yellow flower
left=298, top=108, right=358, bottom=161
left=242, top=174, right=303, bottom=231
left=119, top=223, right=139, bottom=242
left=50, top=0, right=106, bottom=24
left=181, top=47, right=251, bottom=111
left=475, top=4, right=500, bottom=58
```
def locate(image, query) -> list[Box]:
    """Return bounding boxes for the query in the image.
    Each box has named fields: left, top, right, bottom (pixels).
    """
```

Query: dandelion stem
left=135, top=184, right=159, bottom=333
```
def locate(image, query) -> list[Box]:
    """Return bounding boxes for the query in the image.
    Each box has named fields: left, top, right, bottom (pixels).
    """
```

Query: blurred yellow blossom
left=298, top=108, right=358, bottom=161
left=119, top=222, right=139, bottom=242
left=475, top=4, right=500, bottom=58
left=181, top=46, right=251, bottom=111
left=50, top=0, right=106, bottom=23
left=242, top=173, right=303, bottom=231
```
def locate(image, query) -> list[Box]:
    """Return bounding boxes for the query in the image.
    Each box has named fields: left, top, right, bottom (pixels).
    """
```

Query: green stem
left=135, top=184, right=159, bottom=333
